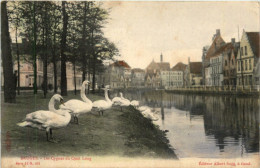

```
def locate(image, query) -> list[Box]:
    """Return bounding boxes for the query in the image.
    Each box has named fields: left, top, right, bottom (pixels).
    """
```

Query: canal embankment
left=1, top=92, right=177, bottom=159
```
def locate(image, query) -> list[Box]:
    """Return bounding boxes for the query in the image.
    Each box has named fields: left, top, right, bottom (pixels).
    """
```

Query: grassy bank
left=1, top=92, right=177, bottom=159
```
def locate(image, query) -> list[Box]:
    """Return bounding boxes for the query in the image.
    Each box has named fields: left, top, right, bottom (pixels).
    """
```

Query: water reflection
left=111, top=90, right=259, bottom=158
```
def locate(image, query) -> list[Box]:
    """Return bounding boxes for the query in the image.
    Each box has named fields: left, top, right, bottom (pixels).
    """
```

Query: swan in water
left=137, top=106, right=158, bottom=121
left=60, top=80, right=92, bottom=124
left=92, top=85, right=112, bottom=115
left=17, top=94, right=72, bottom=142
left=141, top=108, right=159, bottom=121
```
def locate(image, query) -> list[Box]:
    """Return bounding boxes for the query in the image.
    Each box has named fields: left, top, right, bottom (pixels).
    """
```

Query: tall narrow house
left=236, top=31, right=260, bottom=88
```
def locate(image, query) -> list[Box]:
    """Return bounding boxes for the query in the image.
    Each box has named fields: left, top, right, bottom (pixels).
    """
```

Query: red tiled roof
left=111, top=60, right=131, bottom=68
left=190, top=62, right=202, bottom=74
left=246, top=32, right=260, bottom=58
left=172, top=62, right=187, bottom=71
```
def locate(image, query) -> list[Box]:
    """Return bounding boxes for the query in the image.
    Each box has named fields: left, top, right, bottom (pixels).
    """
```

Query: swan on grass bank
left=92, top=85, right=112, bottom=115
left=60, top=80, right=92, bottom=124
left=112, top=92, right=131, bottom=111
left=17, top=94, right=72, bottom=143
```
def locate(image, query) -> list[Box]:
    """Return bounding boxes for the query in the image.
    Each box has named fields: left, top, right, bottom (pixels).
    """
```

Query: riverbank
left=1, top=92, right=177, bottom=159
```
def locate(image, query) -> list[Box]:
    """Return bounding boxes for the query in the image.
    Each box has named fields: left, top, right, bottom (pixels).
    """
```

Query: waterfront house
left=171, top=62, right=187, bottom=88
left=236, top=31, right=260, bottom=88
left=202, top=29, right=226, bottom=85
left=223, top=39, right=240, bottom=87
left=209, top=42, right=236, bottom=86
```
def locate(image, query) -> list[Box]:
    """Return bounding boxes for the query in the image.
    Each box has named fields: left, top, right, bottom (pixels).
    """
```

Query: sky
left=102, top=1, right=259, bottom=69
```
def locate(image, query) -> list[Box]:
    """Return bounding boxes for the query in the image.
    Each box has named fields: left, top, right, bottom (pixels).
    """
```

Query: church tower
left=160, top=53, right=163, bottom=62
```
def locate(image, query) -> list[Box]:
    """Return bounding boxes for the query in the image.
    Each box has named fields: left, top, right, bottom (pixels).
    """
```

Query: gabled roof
left=132, top=68, right=145, bottom=73
left=157, top=62, right=170, bottom=71
left=211, top=43, right=234, bottom=57
left=205, top=34, right=225, bottom=60
left=111, top=60, right=131, bottom=68
left=146, top=60, right=170, bottom=71
left=246, top=32, right=260, bottom=58
left=172, top=62, right=187, bottom=71
left=190, top=62, right=202, bottom=74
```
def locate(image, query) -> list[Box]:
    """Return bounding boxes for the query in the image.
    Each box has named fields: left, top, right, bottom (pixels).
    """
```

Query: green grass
left=1, top=92, right=177, bottom=159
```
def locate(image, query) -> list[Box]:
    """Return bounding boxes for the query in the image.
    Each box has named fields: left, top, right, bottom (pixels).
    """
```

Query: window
left=245, top=46, right=247, bottom=55
left=240, top=47, right=243, bottom=56
left=241, top=60, right=244, bottom=71
left=225, top=60, right=227, bottom=66
left=238, top=61, right=240, bottom=71
left=232, top=59, right=234, bottom=65
left=249, top=59, right=252, bottom=70
left=245, top=60, right=248, bottom=70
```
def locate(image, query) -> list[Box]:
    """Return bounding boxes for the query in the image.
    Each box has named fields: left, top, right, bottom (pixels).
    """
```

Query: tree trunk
left=43, top=27, right=48, bottom=98
left=1, top=2, right=16, bottom=103
left=60, top=1, right=68, bottom=96
left=52, top=33, right=57, bottom=93
left=92, top=56, right=96, bottom=94
left=73, top=61, right=77, bottom=95
left=15, top=26, right=20, bottom=95
left=33, top=2, right=37, bottom=94
left=87, top=57, right=91, bottom=94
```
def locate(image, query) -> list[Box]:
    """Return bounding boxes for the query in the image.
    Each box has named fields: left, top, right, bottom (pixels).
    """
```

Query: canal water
left=111, top=90, right=259, bottom=158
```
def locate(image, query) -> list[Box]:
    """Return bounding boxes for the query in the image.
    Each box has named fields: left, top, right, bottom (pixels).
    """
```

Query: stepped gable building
left=236, top=31, right=260, bottom=88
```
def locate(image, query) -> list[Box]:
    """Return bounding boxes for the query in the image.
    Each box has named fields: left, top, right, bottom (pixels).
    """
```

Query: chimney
left=216, top=29, right=220, bottom=36
left=160, top=53, right=163, bottom=62
left=231, top=38, right=235, bottom=45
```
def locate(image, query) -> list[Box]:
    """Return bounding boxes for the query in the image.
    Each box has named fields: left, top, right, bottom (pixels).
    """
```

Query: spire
left=160, top=53, right=163, bottom=62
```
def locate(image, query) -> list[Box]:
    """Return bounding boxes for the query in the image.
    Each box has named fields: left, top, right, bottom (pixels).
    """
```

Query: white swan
left=112, top=92, right=123, bottom=106
left=60, top=80, right=92, bottom=124
left=137, top=105, right=150, bottom=112
left=112, top=92, right=131, bottom=111
left=92, top=85, right=112, bottom=115
left=141, top=108, right=159, bottom=121
left=130, top=100, right=139, bottom=108
left=17, top=94, right=72, bottom=142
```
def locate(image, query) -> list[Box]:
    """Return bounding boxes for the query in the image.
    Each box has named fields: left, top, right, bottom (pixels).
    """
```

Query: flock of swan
left=17, top=80, right=159, bottom=143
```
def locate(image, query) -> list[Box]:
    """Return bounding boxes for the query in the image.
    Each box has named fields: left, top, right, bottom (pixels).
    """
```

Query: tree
left=8, top=1, right=22, bottom=95
left=60, top=1, right=68, bottom=96
left=1, top=1, right=16, bottom=103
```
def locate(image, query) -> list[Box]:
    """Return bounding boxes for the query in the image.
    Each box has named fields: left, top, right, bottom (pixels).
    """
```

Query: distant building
left=171, top=62, right=187, bottom=88
left=236, top=31, right=260, bottom=88
left=2, top=39, right=83, bottom=91
left=223, top=39, right=240, bottom=87
left=202, top=29, right=226, bottom=85
left=101, top=60, right=131, bottom=88
left=131, top=68, right=145, bottom=88
left=185, top=58, right=203, bottom=86
left=145, top=53, right=170, bottom=88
